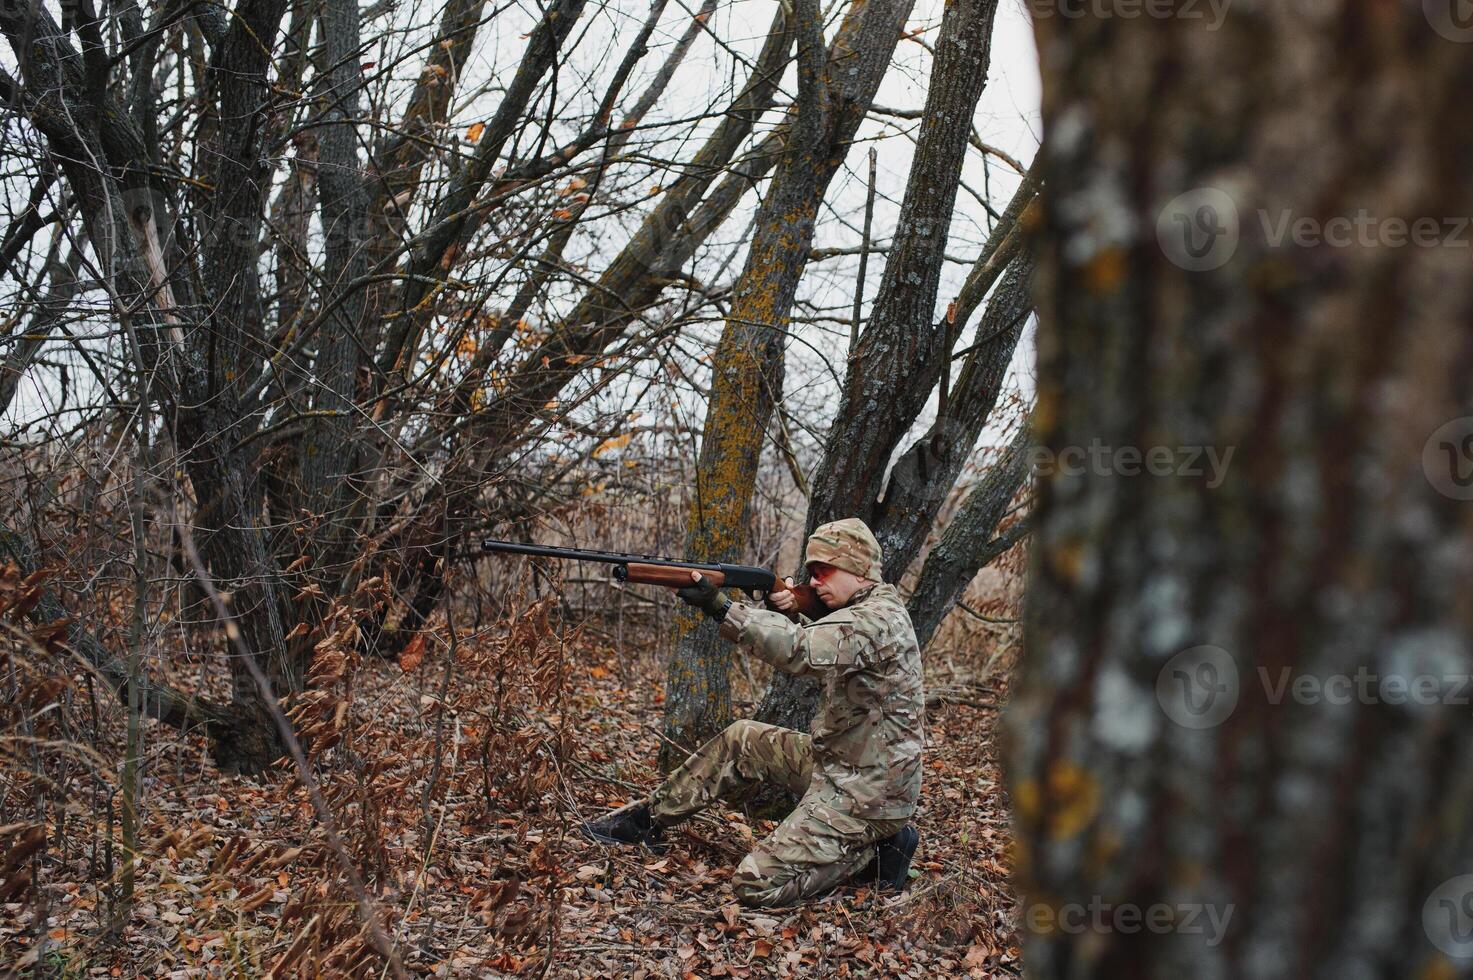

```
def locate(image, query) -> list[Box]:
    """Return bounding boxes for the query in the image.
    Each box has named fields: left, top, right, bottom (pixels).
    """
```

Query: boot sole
left=578, top=823, right=667, bottom=853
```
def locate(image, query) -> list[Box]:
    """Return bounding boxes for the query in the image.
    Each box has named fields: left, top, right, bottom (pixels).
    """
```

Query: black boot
left=579, top=801, right=667, bottom=851
left=856, top=825, right=920, bottom=891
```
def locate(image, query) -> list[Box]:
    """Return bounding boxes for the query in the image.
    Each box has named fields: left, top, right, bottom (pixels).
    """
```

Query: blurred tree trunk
left=1007, top=3, right=1473, bottom=977
left=658, top=0, right=918, bottom=770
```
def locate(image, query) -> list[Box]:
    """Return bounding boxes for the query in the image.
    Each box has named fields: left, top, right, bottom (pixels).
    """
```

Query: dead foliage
left=1, top=548, right=1023, bottom=977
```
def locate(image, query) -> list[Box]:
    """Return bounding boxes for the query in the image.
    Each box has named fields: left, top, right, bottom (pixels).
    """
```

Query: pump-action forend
left=479, top=539, right=829, bottom=621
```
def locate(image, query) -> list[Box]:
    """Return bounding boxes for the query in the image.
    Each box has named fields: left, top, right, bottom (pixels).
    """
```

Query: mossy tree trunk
left=659, top=0, right=919, bottom=769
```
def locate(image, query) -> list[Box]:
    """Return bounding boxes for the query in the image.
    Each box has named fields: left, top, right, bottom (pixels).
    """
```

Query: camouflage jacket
left=719, top=582, right=925, bottom=819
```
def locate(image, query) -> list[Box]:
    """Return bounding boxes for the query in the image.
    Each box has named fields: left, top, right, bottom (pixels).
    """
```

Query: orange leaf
left=466, top=122, right=485, bottom=143
left=592, top=433, right=632, bottom=458
left=399, top=634, right=426, bottom=672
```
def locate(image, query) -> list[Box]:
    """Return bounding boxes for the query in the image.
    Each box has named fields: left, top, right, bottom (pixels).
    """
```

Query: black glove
left=677, top=574, right=731, bottom=622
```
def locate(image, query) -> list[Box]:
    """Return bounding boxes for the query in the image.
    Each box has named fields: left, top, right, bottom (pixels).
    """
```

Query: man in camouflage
left=580, top=518, right=925, bottom=908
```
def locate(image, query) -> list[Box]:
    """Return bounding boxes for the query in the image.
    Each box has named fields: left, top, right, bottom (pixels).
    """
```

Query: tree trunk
left=659, top=0, right=918, bottom=770
left=753, top=0, right=1015, bottom=735
left=300, top=0, right=372, bottom=517
left=907, top=423, right=1029, bottom=650
left=1007, top=4, right=1473, bottom=977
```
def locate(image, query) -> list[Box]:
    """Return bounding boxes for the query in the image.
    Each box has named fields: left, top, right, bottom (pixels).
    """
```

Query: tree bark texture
left=1007, top=4, right=1473, bottom=977
left=755, top=0, right=1021, bottom=735
left=659, top=0, right=920, bottom=770
left=907, top=422, right=1029, bottom=650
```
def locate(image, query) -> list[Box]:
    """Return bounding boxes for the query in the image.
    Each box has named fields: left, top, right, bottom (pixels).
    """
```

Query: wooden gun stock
left=767, top=579, right=827, bottom=621
left=621, top=563, right=828, bottom=620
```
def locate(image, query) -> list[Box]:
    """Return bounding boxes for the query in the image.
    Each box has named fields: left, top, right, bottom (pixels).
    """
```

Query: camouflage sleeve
left=719, top=602, right=873, bottom=677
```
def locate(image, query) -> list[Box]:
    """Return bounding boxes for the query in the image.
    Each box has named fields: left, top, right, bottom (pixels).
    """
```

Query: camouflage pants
left=648, top=720, right=907, bottom=907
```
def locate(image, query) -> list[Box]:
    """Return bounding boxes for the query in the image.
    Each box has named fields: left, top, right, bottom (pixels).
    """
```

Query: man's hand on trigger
left=766, top=577, right=799, bottom=614
left=677, top=570, right=732, bottom=622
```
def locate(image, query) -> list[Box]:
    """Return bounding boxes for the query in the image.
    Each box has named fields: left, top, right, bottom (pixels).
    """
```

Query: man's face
left=807, top=562, right=870, bottom=608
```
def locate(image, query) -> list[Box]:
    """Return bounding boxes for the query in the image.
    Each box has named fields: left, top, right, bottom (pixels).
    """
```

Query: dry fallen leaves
left=398, top=633, right=426, bottom=672
left=3, top=579, right=1019, bottom=977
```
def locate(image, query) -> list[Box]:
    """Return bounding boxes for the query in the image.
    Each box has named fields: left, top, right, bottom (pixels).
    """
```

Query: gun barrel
left=480, top=538, right=826, bottom=617
left=480, top=538, right=722, bottom=571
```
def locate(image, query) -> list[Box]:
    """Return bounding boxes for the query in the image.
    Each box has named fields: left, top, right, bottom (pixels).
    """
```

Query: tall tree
left=658, top=0, right=919, bottom=768
left=750, top=0, right=1032, bottom=735
left=1007, top=2, right=1473, bottom=976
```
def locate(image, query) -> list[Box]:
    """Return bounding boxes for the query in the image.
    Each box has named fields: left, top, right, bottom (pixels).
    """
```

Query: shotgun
left=479, top=539, right=829, bottom=620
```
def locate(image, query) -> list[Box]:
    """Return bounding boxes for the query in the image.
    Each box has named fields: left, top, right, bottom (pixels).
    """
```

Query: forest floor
left=3, top=599, right=1022, bottom=978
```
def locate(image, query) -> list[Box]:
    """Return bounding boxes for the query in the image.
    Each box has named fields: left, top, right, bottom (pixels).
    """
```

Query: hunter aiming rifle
left=480, top=539, right=830, bottom=621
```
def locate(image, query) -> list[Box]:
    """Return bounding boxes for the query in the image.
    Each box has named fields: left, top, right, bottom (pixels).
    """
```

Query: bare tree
left=656, top=0, right=927, bottom=767
left=0, top=0, right=824, bottom=771
left=655, top=0, right=1035, bottom=756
